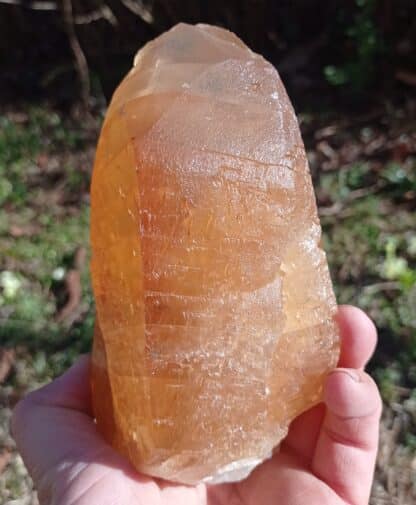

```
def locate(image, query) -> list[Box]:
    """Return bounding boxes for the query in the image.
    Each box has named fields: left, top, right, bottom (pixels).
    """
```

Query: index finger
left=336, top=305, right=377, bottom=369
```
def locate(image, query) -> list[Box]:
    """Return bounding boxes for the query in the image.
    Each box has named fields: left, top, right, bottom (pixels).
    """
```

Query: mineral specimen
left=90, top=23, right=340, bottom=485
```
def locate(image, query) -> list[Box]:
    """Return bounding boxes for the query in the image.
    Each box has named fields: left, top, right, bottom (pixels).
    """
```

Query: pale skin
left=12, top=305, right=382, bottom=505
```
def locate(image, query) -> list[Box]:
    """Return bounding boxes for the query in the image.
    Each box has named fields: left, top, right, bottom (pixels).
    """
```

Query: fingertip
left=337, top=305, right=377, bottom=336
left=324, top=368, right=382, bottom=420
left=336, top=305, right=377, bottom=369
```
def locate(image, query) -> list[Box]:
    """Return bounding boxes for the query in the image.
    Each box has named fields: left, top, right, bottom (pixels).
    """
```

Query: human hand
left=12, top=305, right=381, bottom=505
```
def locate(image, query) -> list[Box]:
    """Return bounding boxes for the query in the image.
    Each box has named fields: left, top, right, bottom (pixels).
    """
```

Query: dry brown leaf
left=0, top=348, right=15, bottom=383
left=0, top=450, right=12, bottom=474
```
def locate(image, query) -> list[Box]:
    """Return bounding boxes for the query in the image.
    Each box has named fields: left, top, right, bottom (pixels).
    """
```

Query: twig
left=0, top=0, right=56, bottom=9
left=362, top=281, right=401, bottom=294
left=62, top=0, right=90, bottom=110
left=319, top=202, right=343, bottom=217
left=0, top=450, right=12, bottom=474
left=396, top=70, right=416, bottom=87
left=0, top=348, right=15, bottom=384
left=56, top=247, right=86, bottom=326
left=119, top=0, right=153, bottom=24
left=75, top=5, right=118, bottom=26
left=319, top=184, right=384, bottom=217
left=1, top=0, right=118, bottom=26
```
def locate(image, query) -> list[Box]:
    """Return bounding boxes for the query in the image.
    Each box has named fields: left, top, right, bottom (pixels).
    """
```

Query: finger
left=28, top=354, right=92, bottom=414
left=312, top=368, right=382, bottom=505
left=283, top=305, right=377, bottom=463
left=11, top=356, right=166, bottom=505
left=11, top=356, right=103, bottom=484
left=336, top=305, right=377, bottom=369
left=282, top=403, right=326, bottom=462
left=231, top=450, right=343, bottom=505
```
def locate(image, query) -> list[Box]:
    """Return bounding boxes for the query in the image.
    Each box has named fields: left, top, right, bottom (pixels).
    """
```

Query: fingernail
left=329, top=368, right=361, bottom=383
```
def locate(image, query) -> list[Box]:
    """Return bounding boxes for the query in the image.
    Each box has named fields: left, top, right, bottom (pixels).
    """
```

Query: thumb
left=10, top=356, right=121, bottom=503
left=312, top=368, right=382, bottom=505
left=11, top=356, right=96, bottom=483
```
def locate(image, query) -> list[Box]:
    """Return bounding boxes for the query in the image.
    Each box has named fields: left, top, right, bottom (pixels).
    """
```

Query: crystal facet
left=90, top=23, right=340, bottom=485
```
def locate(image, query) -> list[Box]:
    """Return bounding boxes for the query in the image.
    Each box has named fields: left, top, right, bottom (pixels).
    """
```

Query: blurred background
left=0, top=1, right=415, bottom=503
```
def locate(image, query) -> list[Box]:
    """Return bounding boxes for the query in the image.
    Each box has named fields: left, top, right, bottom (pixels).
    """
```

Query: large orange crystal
left=90, top=23, right=340, bottom=485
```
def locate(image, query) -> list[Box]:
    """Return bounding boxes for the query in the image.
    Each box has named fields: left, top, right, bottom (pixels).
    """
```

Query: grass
left=0, top=107, right=97, bottom=503
left=318, top=156, right=416, bottom=389
left=0, top=104, right=415, bottom=504
left=0, top=108, right=95, bottom=384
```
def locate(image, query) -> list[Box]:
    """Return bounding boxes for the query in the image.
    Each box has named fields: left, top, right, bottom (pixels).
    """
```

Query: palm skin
left=12, top=306, right=381, bottom=505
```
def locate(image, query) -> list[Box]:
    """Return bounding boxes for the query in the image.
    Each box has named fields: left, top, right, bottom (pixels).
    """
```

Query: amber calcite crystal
left=90, top=23, right=340, bottom=485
